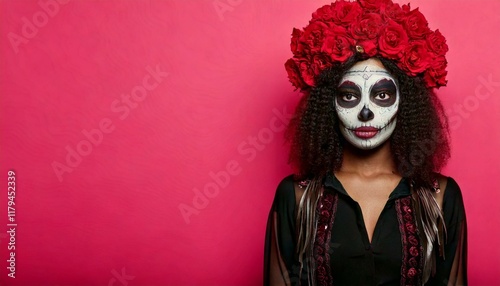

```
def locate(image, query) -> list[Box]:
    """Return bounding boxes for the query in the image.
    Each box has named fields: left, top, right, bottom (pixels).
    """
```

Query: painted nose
left=358, top=106, right=374, bottom=121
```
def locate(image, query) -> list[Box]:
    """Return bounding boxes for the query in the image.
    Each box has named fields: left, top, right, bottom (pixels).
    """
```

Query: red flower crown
left=285, top=0, right=448, bottom=92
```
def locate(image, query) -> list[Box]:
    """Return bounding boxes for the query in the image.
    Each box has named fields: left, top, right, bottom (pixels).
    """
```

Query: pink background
left=1, top=0, right=499, bottom=285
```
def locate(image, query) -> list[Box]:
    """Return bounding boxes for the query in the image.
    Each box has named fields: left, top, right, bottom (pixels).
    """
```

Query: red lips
left=353, top=126, right=379, bottom=139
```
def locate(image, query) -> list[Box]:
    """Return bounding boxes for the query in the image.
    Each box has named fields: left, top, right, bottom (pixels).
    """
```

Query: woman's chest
left=312, top=192, right=423, bottom=285
left=328, top=200, right=402, bottom=284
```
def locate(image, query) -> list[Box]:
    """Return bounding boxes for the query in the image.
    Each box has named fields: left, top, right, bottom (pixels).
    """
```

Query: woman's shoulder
left=273, top=174, right=296, bottom=202
left=276, top=174, right=295, bottom=190
left=272, top=174, right=305, bottom=211
left=434, top=173, right=464, bottom=202
left=434, top=173, right=466, bottom=224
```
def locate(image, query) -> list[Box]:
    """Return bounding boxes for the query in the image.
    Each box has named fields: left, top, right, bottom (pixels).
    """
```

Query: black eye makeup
left=337, top=81, right=361, bottom=108
left=370, top=79, right=397, bottom=107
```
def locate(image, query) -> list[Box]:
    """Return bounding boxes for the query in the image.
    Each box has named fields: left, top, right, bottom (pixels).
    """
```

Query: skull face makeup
left=335, top=58, right=399, bottom=150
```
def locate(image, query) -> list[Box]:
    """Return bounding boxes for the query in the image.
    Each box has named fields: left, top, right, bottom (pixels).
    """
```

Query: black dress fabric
left=264, top=174, right=467, bottom=286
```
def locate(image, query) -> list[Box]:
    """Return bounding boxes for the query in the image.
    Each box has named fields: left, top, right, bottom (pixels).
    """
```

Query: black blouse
left=264, top=174, right=467, bottom=285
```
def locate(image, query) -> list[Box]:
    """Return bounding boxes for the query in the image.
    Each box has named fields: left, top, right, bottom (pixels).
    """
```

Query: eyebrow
left=339, top=81, right=360, bottom=91
left=371, top=79, right=396, bottom=91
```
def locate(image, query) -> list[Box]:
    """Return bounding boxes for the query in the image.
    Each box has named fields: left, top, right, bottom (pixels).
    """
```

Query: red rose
left=378, top=19, right=409, bottom=60
left=423, top=55, right=448, bottom=88
left=285, top=0, right=447, bottom=91
left=358, top=40, right=378, bottom=57
left=409, top=246, right=419, bottom=256
left=402, top=4, right=411, bottom=13
left=404, top=8, right=431, bottom=39
left=330, top=0, right=362, bottom=26
left=311, top=53, right=332, bottom=76
left=401, top=40, right=431, bottom=75
left=350, top=13, right=382, bottom=40
left=358, top=0, right=391, bottom=12
left=408, top=267, right=417, bottom=278
left=430, top=70, right=448, bottom=88
left=427, top=29, right=449, bottom=56
left=290, top=28, right=304, bottom=55
left=285, top=58, right=308, bottom=90
left=296, top=58, right=317, bottom=87
left=311, top=4, right=335, bottom=23
left=321, top=25, right=355, bottom=62
left=381, top=3, right=407, bottom=23
left=300, top=21, right=331, bottom=55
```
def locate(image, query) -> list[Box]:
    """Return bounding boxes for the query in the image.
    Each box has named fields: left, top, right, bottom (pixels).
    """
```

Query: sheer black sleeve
left=426, top=177, right=468, bottom=285
left=264, top=175, right=297, bottom=286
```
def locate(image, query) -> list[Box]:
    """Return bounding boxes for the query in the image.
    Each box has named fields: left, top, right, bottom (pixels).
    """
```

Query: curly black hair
left=285, top=53, right=450, bottom=186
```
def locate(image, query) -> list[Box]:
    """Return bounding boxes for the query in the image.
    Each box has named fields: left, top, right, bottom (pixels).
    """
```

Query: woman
left=264, top=1, right=467, bottom=285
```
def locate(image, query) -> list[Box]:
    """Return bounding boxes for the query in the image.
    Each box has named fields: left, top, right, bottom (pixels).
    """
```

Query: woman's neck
left=339, top=141, right=399, bottom=178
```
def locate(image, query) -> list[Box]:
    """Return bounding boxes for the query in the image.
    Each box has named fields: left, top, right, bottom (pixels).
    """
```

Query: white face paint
left=335, top=58, right=399, bottom=150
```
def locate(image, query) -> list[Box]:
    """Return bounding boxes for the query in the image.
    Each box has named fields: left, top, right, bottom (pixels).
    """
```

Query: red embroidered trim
left=395, top=197, right=423, bottom=285
left=313, top=190, right=338, bottom=286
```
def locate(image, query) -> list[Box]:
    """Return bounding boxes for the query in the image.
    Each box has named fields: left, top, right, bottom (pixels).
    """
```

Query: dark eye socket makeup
left=337, top=81, right=361, bottom=107
left=337, top=79, right=397, bottom=108
left=338, top=81, right=360, bottom=93
left=370, top=79, right=397, bottom=106
left=370, top=79, right=396, bottom=95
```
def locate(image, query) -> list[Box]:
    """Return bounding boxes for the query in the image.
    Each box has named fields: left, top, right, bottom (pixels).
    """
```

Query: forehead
left=339, top=61, right=395, bottom=86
